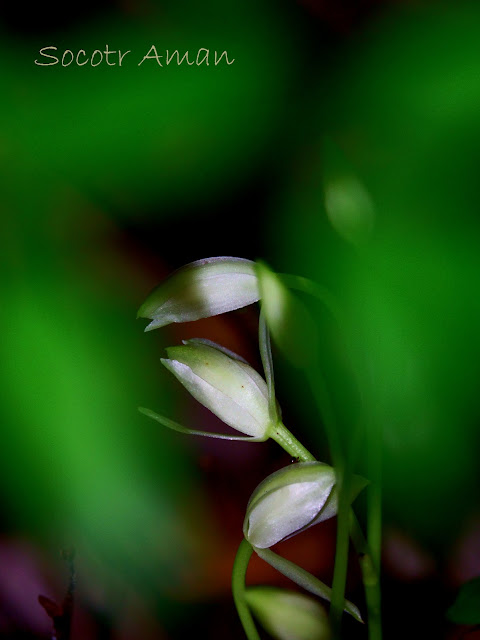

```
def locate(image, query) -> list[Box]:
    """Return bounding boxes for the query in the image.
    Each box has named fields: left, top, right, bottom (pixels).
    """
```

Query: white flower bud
left=137, top=257, right=260, bottom=331
left=161, top=339, right=272, bottom=439
left=244, top=462, right=367, bottom=549
left=245, top=586, right=331, bottom=640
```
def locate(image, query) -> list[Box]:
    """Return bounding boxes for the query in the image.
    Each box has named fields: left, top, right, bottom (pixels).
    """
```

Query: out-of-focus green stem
left=261, top=276, right=382, bottom=638
left=273, top=388, right=382, bottom=639
left=232, top=539, right=261, bottom=640
left=307, top=367, right=343, bottom=468
left=329, top=465, right=350, bottom=638
left=367, top=449, right=382, bottom=575
left=330, top=416, right=366, bottom=637
left=305, top=367, right=351, bottom=638
left=366, top=420, right=382, bottom=640
left=361, top=552, right=382, bottom=640
left=271, top=397, right=351, bottom=639
left=349, top=504, right=382, bottom=640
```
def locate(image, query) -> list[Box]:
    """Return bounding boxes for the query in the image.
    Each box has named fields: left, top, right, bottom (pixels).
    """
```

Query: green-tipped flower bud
left=137, top=257, right=260, bottom=331
left=245, top=586, right=331, bottom=640
left=243, top=462, right=367, bottom=548
left=161, top=339, right=272, bottom=439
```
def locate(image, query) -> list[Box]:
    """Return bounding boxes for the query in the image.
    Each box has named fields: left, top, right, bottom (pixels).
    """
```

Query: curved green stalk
left=304, top=365, right=350, bottom=638
left=348, top=507, right=382, bottom=640
left=278, top=274, right=343, bottom=327
left=258, top=309, right=278, bottom=423
left=269, top=414, right=350, bottom=637
left=278, top=272, right=376, bottom=637
left=253, top=546, right=363, bottom=624
left=329, top=417, right=366, bottom=636
left=138, top=407, right=267, bottom=442
left=232, top=539, right=261, bottom=640
left=258, top=273, right=382, bottom=638
left=271, top=410, right=382, bottom=639
left=258, top=313, right=315, bottom=461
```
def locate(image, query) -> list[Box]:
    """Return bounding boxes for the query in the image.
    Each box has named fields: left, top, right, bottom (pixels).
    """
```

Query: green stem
left=281, top=277, right=374, bottom=636
left=329, top=466, right=350, bottom=638
left=361, top=553, right=382, bottom=640
left=348, top=512, right=381, bottom=639
left=367, top=447, right=382, bottom=575
left=253, top=545, right=363, bottom=624
left=366, top=420, right=382, bottom=640
left=258, top=309, right=278, bottom=423
left=258, top=275, right=382, bottom=637
left=270, top=421, right=315, bottom=462
left=232, top=539, right=261, bottom=640
left=271, top=415, right=351, bottom=638
left=329, top=416, right=366, bottom=637
left=272, top=416, right=382, bottom=639
left=348, top=510, right=369, bottom=555
left=305, top=367, right=350, bottom=638
left=307, top=367, right=344, bottom=470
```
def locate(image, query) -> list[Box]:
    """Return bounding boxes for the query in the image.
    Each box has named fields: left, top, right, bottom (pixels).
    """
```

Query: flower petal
left=244, top=463, right=336, bottom=548
left=138, top=257, right=260, bottom=330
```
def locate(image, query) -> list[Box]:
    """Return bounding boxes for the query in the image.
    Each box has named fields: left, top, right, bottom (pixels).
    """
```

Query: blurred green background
left=1, top=1, right=480, bottom=638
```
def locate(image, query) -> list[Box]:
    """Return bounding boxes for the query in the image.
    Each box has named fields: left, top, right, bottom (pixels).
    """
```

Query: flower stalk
left=137, top=256, right=382, bottom=640
left=232, top=539, right=261, bottom=640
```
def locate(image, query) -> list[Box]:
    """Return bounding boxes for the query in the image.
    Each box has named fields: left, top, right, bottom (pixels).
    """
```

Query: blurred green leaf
left=0, top=0, right=302, bottom=216
left=270, top=3, right=480, bottom=541
left=0, top=268, right=201, bottom=597
left=447, top=577, right=480, bottom=625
